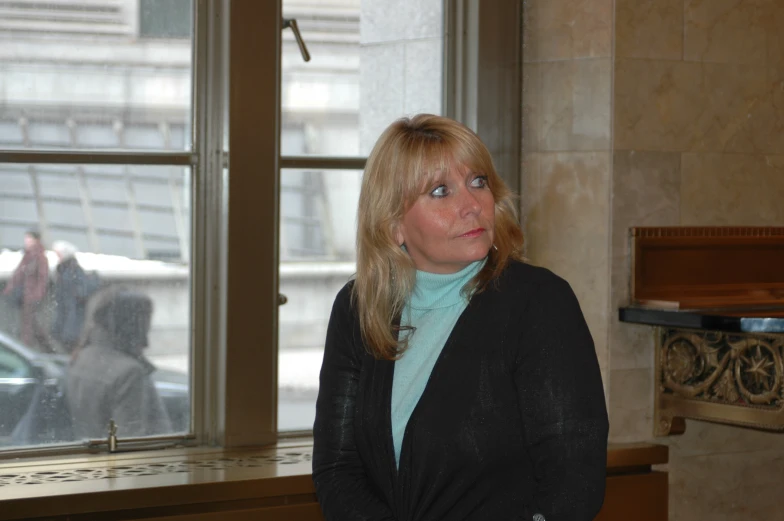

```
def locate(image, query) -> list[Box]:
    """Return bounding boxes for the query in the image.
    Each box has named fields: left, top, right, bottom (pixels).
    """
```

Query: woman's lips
left=459, top=228, right=485, bottom=238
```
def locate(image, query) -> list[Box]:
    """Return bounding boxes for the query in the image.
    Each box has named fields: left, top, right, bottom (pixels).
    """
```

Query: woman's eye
left=471, top=175, right=489, bottom=188
left=430, top=185, right=448, bottom=197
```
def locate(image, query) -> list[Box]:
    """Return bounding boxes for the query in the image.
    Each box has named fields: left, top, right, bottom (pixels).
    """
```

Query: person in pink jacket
left=3, top=230, right=52, bottom=352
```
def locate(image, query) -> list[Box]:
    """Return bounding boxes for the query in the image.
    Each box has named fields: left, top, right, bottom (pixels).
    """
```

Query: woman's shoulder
left=331, top=279, right=358, bottom=318
left=498, top=259, right=572, bottom=294
left=333, top=278, right=355, bottom=302
left=494, top=261, right=585, bottom=325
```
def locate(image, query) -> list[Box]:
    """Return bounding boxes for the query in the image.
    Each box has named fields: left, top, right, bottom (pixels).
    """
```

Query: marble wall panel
left=608, top=367, right=653, bottom=442
left=523, top=0, right=612, bottom=63
left=768, top=2, right=784, bottom=65
left=610, top=151, right=680, bottom=370
left=668, top=448, right=784, bottom=521
left=522, top=63, right=542, bottom=153
left=614, top=59, right=769, bottom=153
left=772, top=66, right=784, bottom=110
left=684, top=0, right=769, bottom=65
left=521, top=151, right=611, bottom=368
left=527, top=59, right=611, bottom=152
left=521, top=0, right=536, bottom=63
left=666, top=419, right=784, bottom=458
left=680, top=153, right=784, bottom=225
left=615, top=0, right=683, bottom=60
left=726, top=92, right=784, bottom=161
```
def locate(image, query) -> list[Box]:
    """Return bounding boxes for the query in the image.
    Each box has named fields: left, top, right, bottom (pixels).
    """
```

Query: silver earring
left=492, top=244, right=498, bottom=251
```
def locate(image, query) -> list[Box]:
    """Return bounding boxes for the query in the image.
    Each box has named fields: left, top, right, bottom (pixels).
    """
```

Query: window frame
left=261, top=0, right=522, bottom=440
left=0, top=0, right=522, bottom=458
left=0, top=0, right=210, bottom=458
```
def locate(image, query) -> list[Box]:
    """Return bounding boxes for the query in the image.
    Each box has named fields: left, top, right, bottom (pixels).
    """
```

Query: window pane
left=281, top=0, right=444, bottom=157
left=278, top=0, right=445, bottom=432
left=278, top=168, right=361, bottom=431
left=0, top=1, right=193, bottom=151
left=0, top=165, right=191, bottom=448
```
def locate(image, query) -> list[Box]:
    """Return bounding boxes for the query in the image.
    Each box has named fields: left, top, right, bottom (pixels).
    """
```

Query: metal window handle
left=283, top=18, right=311, bottom=62
left=108, top=419, right=118, bottom=453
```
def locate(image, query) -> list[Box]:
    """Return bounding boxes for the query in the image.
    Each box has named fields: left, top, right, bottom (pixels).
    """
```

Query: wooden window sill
left=0, top=441, right=668, bottom=521
left=0, top=440, right=318, bottom=521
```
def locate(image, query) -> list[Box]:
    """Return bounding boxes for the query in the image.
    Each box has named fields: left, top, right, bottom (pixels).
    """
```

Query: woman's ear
left=394, top=222, right=406, bottom=247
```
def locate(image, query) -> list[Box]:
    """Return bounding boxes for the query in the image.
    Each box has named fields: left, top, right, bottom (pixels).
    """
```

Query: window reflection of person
left=2, top=230, right=52, bottom=352
left=312, top=115, right=609, bottom=521
left=66, top=287, right=171, bottom=439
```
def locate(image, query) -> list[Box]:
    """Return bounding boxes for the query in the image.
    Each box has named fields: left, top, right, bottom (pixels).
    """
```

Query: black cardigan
left=313, top=261, right=609, bottom=521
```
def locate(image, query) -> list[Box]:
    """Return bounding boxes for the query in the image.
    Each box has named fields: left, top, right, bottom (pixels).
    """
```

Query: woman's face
left=396, top=165, right=495, bottom=274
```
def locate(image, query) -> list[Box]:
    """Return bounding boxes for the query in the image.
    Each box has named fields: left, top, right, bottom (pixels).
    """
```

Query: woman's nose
left=457, top=188, right=482, bottom=216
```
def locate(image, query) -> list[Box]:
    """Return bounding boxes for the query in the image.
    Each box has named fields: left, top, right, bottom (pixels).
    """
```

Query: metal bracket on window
left=282, top=18, right=311, bottom=62
left=278, top=293, right=288, bottom=305
left=108, top=419, right=118, bottom=452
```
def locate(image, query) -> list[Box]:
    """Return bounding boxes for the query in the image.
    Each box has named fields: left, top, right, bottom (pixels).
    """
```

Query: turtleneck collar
left=409, top=259, right=486, bottom=310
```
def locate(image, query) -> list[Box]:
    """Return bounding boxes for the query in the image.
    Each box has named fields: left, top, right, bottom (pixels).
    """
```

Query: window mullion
left=223, top=0, right=281, bottom=446
left=0, top=151, right=196, bottom=166
left=280, top=156, right=366, bottom=170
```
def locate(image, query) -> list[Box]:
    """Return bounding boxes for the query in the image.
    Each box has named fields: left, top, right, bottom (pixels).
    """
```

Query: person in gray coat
left=66, top=287, right=171, bottom=440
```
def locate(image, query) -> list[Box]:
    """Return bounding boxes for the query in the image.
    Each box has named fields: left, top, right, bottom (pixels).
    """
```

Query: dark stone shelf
left=618, top=306, right=784, bottom=333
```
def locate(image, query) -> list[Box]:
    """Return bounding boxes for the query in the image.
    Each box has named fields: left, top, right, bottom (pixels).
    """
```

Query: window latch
left=108, top=419, right=118, bottom=453
left=282, top=18, right=311, bottom=62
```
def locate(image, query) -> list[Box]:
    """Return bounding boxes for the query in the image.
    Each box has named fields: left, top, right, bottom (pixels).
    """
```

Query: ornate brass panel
left=655, top=327, right=784, bottom=435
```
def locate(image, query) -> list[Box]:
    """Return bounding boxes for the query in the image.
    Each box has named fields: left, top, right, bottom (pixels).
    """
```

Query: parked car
left=0, top=329, right=189, bottom=446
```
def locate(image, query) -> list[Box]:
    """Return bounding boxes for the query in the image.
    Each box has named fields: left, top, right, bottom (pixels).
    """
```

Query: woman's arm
left=513, top=274, right=609, bottom=521
left=312, top=285, right=397, bottom=521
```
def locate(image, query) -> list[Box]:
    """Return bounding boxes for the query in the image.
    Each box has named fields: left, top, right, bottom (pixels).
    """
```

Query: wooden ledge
left=0, top=442, right=668, bottom=521
left=0, top=443, right=316, bottom=521
left=607, top=442, right=668, bottom=471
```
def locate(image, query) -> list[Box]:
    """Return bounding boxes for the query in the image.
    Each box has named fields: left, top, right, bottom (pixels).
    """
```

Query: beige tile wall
left=522, top=0, right=614, bottom=390
left=615, top=0, right=683, bottom=60
left=523, top=0, right=613, bottom=62
left=522, top=0, right=784, bottom=519
left=522, top=151, right=612, bottom=380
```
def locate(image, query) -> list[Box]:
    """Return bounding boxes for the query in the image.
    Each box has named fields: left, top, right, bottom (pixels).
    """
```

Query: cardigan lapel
left=362, top=353, right=399, bottom=508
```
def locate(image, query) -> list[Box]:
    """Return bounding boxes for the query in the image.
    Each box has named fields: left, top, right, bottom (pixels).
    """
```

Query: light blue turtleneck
left=391, top=259, right=485, bottom=467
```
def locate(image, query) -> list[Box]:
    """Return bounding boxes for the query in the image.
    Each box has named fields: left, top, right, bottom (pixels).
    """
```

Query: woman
left=50, top=240, right=94, bottom=353
left=313, top=114, right=608, bottom=521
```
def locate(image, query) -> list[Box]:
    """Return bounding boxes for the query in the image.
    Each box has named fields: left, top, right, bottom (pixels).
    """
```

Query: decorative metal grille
left=0, top=451, right=311, bottom=487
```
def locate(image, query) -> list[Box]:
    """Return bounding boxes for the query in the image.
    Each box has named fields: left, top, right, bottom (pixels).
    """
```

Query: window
left=0, top=0, right=197, bottom=451
left=277, top=0, right=446, bottom=431
left=0, top=339, right=32, bottom=379
left=139, top=0, right=194, bottom=39
left=0, top=0, right=520, bottom=457
left=0, top=334, right=37, bottom=443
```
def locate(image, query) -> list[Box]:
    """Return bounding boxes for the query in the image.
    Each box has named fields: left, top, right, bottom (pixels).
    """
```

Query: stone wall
left=522, top=1, right=784, bottom=519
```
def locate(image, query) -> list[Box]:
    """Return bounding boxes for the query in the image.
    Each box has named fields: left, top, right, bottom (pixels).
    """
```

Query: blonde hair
left=354, top=114, right=524, bottom=360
